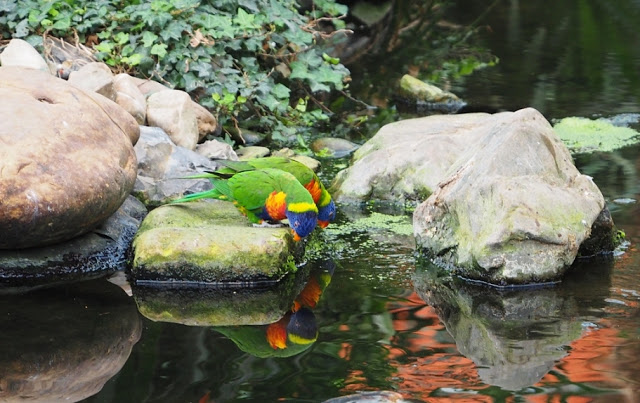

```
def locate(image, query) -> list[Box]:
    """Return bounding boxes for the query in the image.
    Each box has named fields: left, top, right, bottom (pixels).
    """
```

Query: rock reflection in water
left=0, top=279, right=142, bottom=402
left=133, top=260, right=334, bottom=357
left=412, top=257, right=614, bottom=391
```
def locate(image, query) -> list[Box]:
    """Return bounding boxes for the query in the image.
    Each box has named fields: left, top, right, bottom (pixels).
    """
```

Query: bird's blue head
left=286, top=307, right=318, bottom=345
left=317, top=199, right=336, bottom=228
left=286, top=210, right=318, bottom=241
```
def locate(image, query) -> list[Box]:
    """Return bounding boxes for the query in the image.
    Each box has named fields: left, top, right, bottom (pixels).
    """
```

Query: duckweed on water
left=329, top=212, right=414, bottom=236
left=553, top=116, right=640, bottom=153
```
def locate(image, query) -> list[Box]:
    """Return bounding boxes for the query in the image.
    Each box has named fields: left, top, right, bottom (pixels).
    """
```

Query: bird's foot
left=253, top=221, right=284, bottom=228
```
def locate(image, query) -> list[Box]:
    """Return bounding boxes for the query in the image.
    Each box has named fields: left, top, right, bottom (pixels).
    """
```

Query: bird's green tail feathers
left=171, top=176, right=233, bottom=204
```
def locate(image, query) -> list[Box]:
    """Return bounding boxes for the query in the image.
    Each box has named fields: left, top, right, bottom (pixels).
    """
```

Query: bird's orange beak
left=318, top=220, right=329, bottom=229
left=292, top=230, right=302, bottom=242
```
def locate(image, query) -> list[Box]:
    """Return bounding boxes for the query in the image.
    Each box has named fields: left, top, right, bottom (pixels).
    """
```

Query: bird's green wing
left=248, top=157, right=315, bottom=185
left=227, top=169, right=281, bottom=211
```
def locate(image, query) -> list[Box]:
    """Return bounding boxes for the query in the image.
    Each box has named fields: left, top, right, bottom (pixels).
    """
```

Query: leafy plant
left=0, top=0, right=351, bottom=144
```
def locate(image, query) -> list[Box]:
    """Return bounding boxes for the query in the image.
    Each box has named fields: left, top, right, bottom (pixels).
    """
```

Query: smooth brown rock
left=0, top=66, right=138, bottom=249
left=0, top=38, right=49, bottom=71
left=114, top=73, right=147, bottom=124
left=146, top=89, right=199, bottom=150
left=67, top=61, right=116, bottom=101
left=131, top=76, right=217, bottom=140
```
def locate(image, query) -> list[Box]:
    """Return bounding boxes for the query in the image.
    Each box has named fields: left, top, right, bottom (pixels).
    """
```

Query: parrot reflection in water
left=266, top=262, right=334, bottom=349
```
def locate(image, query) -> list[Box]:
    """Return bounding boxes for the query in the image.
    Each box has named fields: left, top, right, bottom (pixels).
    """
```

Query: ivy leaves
left=1, top=0, right=351, bottom=144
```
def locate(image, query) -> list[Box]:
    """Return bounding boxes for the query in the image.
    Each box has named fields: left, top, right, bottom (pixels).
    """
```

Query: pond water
left=4, top=1, right=640, bottom=402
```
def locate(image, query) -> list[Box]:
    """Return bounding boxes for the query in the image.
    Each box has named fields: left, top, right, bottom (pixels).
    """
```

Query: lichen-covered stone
left=413, top=108, right=608, bottom=284
left=131, top=200, right=301, bottom=285
left=331, top=112, right=487, bottom=203
left=399, top=74, right=461, bottom=103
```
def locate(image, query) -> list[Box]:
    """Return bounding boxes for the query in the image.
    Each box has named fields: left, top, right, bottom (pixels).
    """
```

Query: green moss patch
left=553, top=117, right=640, bottom=153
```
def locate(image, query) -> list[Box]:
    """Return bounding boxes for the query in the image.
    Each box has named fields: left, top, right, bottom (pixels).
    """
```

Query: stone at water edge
left=237, top=146, right=271, bottom=160
left=131, top=200, right=302, bottom=286
left=331, top=113, right=484, bottom=203
left=0, top=196, right=146, bottom=293
left=195, top=139, right=238, bottom=160
left=0, top=66, right=138, bottom=249
left=413, top=107, right=610, bottom=284
left=399, top=74, right=461, bottom=103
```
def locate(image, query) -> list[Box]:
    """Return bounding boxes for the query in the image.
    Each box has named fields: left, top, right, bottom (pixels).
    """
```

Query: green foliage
left=0, top=0, right=351, bottom=144
left=428, top=55, right=498, bottom=82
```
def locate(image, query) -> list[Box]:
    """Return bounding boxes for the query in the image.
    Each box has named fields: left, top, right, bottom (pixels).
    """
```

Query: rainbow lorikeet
left=172, top=168, right=318, bottom=241
left=182, top=157, right=336, bottom=228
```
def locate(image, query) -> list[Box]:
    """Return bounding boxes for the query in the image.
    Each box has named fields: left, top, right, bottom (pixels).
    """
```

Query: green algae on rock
left=130, top=200, right=302, bottom=286
left=553, top=116, right=640, bottom=154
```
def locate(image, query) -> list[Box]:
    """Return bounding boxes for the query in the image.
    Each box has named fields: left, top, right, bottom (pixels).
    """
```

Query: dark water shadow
left=0, top=279, right=142, bottom=402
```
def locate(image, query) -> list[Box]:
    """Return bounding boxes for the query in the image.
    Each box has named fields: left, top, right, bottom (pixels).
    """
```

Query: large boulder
left=0, top=66, right=138, bottom=249
left=331, top=113, right=483, bottom=202
left=413, top=108, right=608, bottom=284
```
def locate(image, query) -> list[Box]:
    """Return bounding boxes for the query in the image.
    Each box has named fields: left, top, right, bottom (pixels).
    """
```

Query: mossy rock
left=398, top=74, right=461, bottom=103
left=131, top=200, right=302, bottom=286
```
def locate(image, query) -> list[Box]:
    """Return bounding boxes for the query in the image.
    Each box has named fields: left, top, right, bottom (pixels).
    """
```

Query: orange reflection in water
left=534, top=318, right=639, bottom=401
left=337, top=283, right=640, bottom=402
left=387, top=292, right=487, bottom=401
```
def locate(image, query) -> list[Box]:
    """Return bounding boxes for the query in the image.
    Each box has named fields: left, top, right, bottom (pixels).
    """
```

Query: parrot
left=172, top=168, right=318, bottom=241
left=181, top=157, right=336, bottom=228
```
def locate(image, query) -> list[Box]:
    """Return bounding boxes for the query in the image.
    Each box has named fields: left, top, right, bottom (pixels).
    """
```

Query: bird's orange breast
left=265, top=191, right=287, bottom=220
